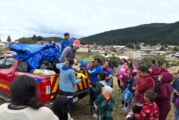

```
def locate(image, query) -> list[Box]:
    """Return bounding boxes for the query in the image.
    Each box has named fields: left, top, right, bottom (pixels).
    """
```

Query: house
left=0, top=42, right=9, bottom=47
left=113, top=45, right=126, bottom=50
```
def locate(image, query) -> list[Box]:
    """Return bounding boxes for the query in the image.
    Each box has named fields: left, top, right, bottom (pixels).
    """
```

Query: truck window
left=0, top=57, right=6, bottom=69
left=4, top=57, right=15, bottom=69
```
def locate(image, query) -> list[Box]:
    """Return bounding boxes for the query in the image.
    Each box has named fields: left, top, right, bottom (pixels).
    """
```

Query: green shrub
left=108, top=56, right=120, bottom=67
left=142, top=56, right=169, bottom=68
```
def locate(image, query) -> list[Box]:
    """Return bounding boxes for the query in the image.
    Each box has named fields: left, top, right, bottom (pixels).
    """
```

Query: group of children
left=115, top=58, right=179, bottom=120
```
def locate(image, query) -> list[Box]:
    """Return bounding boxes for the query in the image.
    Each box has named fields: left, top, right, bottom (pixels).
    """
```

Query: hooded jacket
left=134, top=76, right=155, bottom=104
left=156, top=72, right=173, bottom=104
left=155, top=72, right=173, bottom=120
left=56, top=63, right=81, bottom=93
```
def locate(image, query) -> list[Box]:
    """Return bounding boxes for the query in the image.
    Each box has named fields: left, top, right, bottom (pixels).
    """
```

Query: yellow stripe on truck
left=50, top=76, right=59, bottom=93
left=50, top=76, right=59, bottom=99
left=53, top=77, right=59, bottom=93
left=0, top=83, right=10, bottom=90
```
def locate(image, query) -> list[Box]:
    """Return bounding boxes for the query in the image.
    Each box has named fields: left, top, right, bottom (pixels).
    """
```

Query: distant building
left=113, top=45, right=126, bottom=50
left=0, top=42, right=9, bottom=47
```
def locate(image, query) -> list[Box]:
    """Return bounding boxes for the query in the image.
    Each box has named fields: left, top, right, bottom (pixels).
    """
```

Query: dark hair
left=151, top=60, right=156, bottom=64
left=94, top=58, right=102, bottom=65
left=52, top=96, right=68, bottom=120
left=10, top=75, right=42, bottom=109
left=64, top=33, right=69, bottom=36
left=121, top=58, right=127, bottom=64
left=126, top=67, right=132, bottom=73
left=159, top=62, right=166, bottom=67
left=67, top=58, right=74, bottom=66
left=132, top=72, right=137, bottom=78
left=145, top=90, right=156, bottom=102
left=98, top=72, right=107, bottom=80
left=138, top=66, right=150, bottom=74
left=128, top=59, right=134, bottom=69
left=106, top=60, right=113, bottom=69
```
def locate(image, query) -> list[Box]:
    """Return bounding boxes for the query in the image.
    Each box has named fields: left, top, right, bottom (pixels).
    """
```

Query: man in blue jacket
left=87, top=58, right=103, bottom=114
left=60, top=33, right=74, bottom=52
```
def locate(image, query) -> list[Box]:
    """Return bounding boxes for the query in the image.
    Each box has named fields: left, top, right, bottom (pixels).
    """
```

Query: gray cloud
left=0, top=0, right=179, bottom=41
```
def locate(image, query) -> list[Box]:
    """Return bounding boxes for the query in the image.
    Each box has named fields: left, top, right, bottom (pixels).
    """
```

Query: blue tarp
left=10, top=44, right=61, bottom=69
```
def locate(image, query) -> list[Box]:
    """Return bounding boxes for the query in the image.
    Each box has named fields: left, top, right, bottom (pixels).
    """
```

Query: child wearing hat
left=94, top=86, right=115, bottom=120
left=155, top=72, right=173, bottom=120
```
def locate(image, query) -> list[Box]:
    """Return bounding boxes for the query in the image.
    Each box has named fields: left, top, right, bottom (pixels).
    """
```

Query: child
left=103, top=61, right=113, bottom=87
left=79, top=60, right=88, bottom=70
left=155, top=72, right=173, bottom=120
left=127, top=72, right=138, bottom=112
left=128, top=72, right=137, bottom=93
left=89, top=72, right=108, bottom=98
left=89, top=72, right=107, bottom=114
left=172, top=71, right=179, bottom=120
left=51, top=96, right=73, bottom=120
left=134, top=90, right=159, bottom=120
left=119, top=67, right=132, bottom=111
left=94, top=86, right=115, bottom=120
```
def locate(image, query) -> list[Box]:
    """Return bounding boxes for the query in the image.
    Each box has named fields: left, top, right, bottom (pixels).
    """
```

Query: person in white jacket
left=0, top=75, right=58, bottom=120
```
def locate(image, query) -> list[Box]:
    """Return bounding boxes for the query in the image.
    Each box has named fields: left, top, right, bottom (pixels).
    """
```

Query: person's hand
left=89, top=84, right=92, bottom=88
left=88, top=81, right=91, bottom=84
left=174, top=90, right=178, bottom=94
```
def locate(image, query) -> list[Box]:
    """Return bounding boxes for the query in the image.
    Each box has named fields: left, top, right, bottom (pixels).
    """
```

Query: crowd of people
left=116, top=58, right=178, bottom=120
left=0, top=33, right=179, bottom=120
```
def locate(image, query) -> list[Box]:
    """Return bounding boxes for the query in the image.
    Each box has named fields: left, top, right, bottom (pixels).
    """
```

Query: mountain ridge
left=81, top=21, right=179, bottom=45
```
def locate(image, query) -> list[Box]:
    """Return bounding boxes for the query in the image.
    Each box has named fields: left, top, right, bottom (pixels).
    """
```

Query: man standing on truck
left=61, top=33, right=74, bottom=52
left=59, top=39, right=80, bottom=63
left=87, top=58, right=103, bottom=114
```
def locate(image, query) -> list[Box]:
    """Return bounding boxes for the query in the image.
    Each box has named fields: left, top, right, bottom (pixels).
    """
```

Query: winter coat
left=134, top=76, right=155, bottom=104
left=135, top=102, right=159, bottom=120
left=155, top=73, right=173, bottom=120
left=87, top=66, right=103, bottom=84
left=59, top=46, right=75, bottom=63
left=56, top=63, right=81, bottom=93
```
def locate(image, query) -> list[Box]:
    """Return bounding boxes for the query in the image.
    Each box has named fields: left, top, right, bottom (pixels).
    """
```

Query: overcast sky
left=0, top=0, right=179, bottom=41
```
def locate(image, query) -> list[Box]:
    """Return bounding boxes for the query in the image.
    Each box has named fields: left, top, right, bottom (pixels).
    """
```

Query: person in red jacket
left=135, top=90, right=159, bottom=120
left=150, top=60, right=160, bottom=78
left=155, top=72, right=173, bottom=120
left=134, top=67, right=155, bottom=104
left=159, top=62, right=169, bottom=75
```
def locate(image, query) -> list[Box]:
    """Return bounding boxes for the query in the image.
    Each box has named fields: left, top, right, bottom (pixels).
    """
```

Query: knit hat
left=161, top=72, right=173, bottom=83
left=80, top=60, right=88, bottom=66
left=73, top=39, right=80, bottom=47
left=102, top=86, right=113, bottom=94
left=10, top=75, right=37, bottom=103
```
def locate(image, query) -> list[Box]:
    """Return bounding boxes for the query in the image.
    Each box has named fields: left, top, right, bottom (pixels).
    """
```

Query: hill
left=81, top=21, right=179, bottom=45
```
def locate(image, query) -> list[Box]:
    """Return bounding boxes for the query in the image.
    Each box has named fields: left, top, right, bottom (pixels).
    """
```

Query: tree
left=108, top=56, right=120, bottom=67
left=173, top=47, right=179, bottom=51
left=126, top=43, right=134, bottom=49
left=7, top=36, right=11, bottom=43
left=135, top=45, right=141, bottom=50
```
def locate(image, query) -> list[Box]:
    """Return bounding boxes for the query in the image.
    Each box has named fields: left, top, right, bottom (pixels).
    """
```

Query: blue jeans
left=174, top=105, right=179, bottom=120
